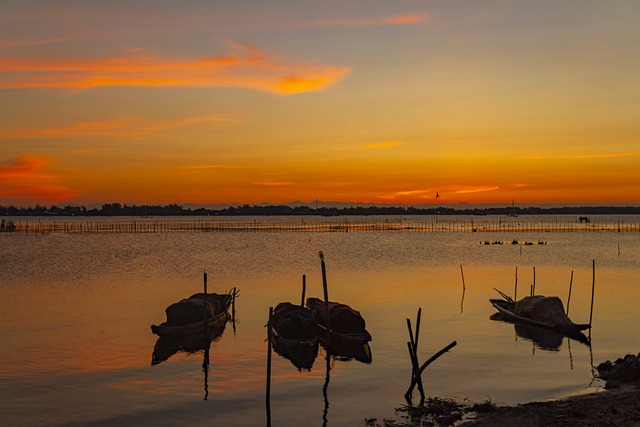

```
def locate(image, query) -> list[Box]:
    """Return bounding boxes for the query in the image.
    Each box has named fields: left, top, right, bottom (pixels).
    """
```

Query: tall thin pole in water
left=266, top=307, right=273, bottom=426
left=531, top=267, right=536, bottom=295
left=204, top=269, right=209, bottom=339
left=319, top=252, right=331, bottom=338
left=514, top=266, right=518, bottom=301
left=589, top=260, right=596, bottom=326
left=566, top=270, right=574, bottom=315
left=301, top=274, right=307, bottom=307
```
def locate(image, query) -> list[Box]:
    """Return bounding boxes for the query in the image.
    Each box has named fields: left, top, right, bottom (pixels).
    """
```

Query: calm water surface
left=1, top=215, right=639, bottom=426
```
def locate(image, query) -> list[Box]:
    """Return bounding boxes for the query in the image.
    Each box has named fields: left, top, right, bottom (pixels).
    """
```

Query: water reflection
left=490, top=313, right=590, bottom=350
left=267, top=298, right=373, bottom=426
left=151, top=316, right=228, bottom=365
left=270, top=302, right=319, bottom=371
left=151, top=288, right=236, bottom=400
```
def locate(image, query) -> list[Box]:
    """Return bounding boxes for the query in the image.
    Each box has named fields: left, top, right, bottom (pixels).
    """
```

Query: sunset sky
left=1, top=1, right=639, bottom=207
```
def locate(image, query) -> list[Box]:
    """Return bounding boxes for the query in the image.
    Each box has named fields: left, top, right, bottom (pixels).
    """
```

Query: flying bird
left=436, top=192, right=440, bottom=199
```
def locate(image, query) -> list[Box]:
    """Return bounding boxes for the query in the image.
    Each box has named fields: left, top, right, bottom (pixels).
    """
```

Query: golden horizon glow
left=1, top=1, right=639, bottom=207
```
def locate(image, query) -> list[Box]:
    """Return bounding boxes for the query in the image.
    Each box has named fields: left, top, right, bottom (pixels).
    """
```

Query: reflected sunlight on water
left=1, top=216, right=639, bottom=426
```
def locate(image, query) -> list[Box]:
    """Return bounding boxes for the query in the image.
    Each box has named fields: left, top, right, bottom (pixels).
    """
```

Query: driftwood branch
left=406, top=314, right=425, bottom=402
left=404, top=341, right=457, bottom=403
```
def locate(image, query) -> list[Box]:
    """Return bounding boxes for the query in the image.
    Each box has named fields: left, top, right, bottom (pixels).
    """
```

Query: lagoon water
left=1, top=215, right=639, bottom=426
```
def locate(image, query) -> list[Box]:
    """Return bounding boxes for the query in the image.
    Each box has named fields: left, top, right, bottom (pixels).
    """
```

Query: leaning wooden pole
left=589, top=260, right=596, bottom=326
left=514, top=266, right=518, bottom=301
left=459, top=265, right=466, bottom=291
left=266, top=307, right=273, bottom=426
left=566, top=270, right=574, bottom=315
left=319, top=252, right=331, bottom=338
left=301, top=274, right=307, bottom=307
left=406, top=310, right=425, bottom=403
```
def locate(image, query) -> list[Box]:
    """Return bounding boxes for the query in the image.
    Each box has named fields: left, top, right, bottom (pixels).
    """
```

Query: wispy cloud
left=181, top=164, right=248, bottom=172
left=0, top=115, right=238, bottom=139
left=307, top=14, right=429, bottom=28
left=0, top=155, right=80, bottom=203
left=0, top=33, right=86, bottom=49
left=390, top=185, right=499, bottom=199
left=359, top=140, right=404, bottom=149
left=0, top=43, right=351, bottom=94
left=527, top=152, right=640, bottom=160
left=253, top=180, right=293, bottom=186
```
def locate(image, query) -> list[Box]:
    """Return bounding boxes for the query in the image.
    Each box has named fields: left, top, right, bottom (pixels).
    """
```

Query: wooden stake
left=566, top=270, right=574, bottom=315
left=514, top=266, right=518, bottom=301
left=266, top=307, right=273, bottom=426
left=532, top=266, right=536, bottom=295
left=414, top=308, right=422, bottom=351
left=459, top=265, right=466, bottom=291
left=204, top=269, right=210, bottom=339
left=319, top=252, right=331, bottom=338
left=406, top=310, right=425, bottom=403
left=589, top=260, right=595, bottom=326
left=301, top=274, right=306, bottom=307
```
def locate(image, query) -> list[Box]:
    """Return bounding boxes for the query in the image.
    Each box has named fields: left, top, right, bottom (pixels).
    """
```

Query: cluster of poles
left=3, top=217, right=640, bottom=234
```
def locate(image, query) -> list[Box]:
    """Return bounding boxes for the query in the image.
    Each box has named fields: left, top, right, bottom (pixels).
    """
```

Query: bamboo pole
left=204, top=269, right=210, bottom=339
left=566, top=270, right=574, bottom=315
left=589, top=260, right=595, bottom=326
left=514, top=266, right=518, bottom=301
left=406, top=310, right=425, bottom=403
left=266, top=307, right=273, bottom=426
left=319, top=252, right=331, bottom=339
left=532, top=266, right=536, bottom=295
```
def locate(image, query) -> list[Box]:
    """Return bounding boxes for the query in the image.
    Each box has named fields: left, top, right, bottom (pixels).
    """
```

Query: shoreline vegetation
left=1, top=203, right=640, bottom=217
left=3, top=204, right=640, bottom=233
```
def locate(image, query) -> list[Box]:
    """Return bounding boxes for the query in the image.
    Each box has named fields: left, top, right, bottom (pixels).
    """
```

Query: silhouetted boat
left=306, top=297, right=372, bottom=348
left=490, top=295, right=590, bottom=345
left=151, top=290, right=236, bottom=338
left=270, top=302, right=319, bottom=370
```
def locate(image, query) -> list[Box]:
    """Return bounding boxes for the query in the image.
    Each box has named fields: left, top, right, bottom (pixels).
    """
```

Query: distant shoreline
left=2, top=203, right=640, bottom=217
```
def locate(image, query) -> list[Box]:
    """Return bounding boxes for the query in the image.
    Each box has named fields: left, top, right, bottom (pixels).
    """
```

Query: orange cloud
left=308, top=14, right=429, bottom=28
left=0, top=155, right=80, bottom=204
left=383, top=14, right=429, bottom=25
left=0, top=43, right=351, bottom=94
left=253, top=180, right=293, bottom=186
left=388, top=185, right=499, bottom=201
left=526, top=152, right=640, bottom=160
left=0, top=33, right=86, bottom=49
left=0, top=115, right=238, bottom=139
left=359, top=140, right=404, bottom=149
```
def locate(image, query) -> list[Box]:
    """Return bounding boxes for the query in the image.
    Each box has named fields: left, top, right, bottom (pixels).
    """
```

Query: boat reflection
left=151, top=313, right=229, bottom=365
left=490, top=311, right=590, bottom=349
left=270, top=302, right=319, bottom=371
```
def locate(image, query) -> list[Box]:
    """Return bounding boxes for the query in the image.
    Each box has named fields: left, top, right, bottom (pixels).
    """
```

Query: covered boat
left=306, top=297, right=372, bottom=348
left=151, top=290, right=235, bottom=338
left=270, top=302, right=319, bottom=370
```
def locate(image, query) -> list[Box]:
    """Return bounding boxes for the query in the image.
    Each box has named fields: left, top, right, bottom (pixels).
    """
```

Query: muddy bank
left=368, top=353, right=640, bottom=426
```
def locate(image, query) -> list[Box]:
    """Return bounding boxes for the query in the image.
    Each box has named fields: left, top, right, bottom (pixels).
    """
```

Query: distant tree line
left=1, top=203, right=639, bottom=216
